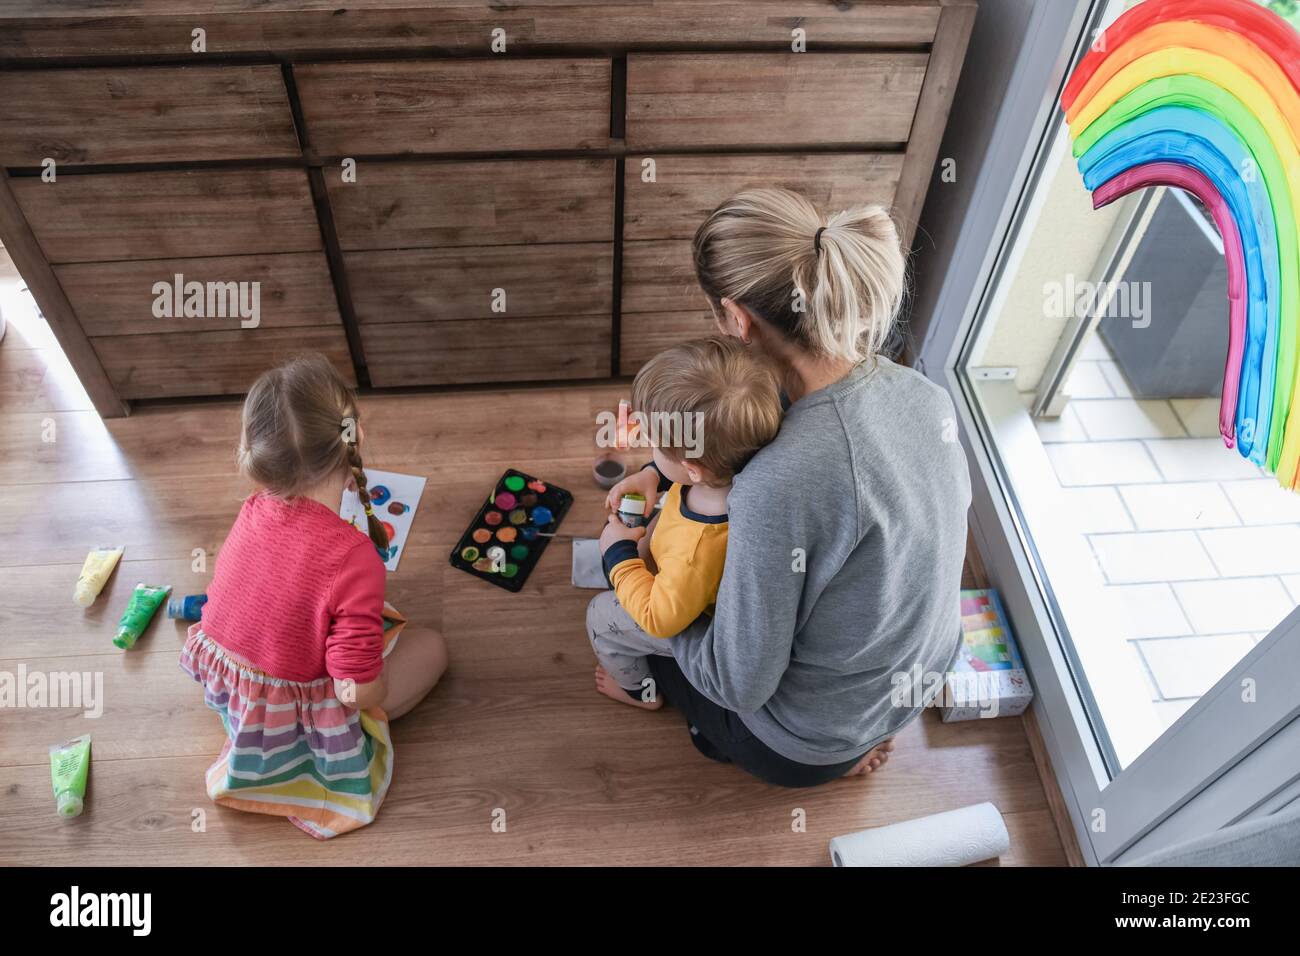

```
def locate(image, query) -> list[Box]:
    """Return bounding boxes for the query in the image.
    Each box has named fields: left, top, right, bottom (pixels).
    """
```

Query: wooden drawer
left=624, top=153, right=905, bottom=241
left=295, top=59, right=611, bottom=156
left=620, top=312, right=718, bottom=376
left=626, top=53, right=927, bottom=149
left=92, top=327, right=355, bottom=400
left=621, top=240, right=701, bottom=315
left=0, top=66, right=299, bottom=167
left=362, top=315, right=610, bottom=386
left=15, top=169, right=320, bottom=264
left=57, top=253, right=340, bottom=337
left=348, top=244, right=612, bottom=324
left=327, top=158, right=614, bottom=250
left=620, top=152, right=908, bottom=371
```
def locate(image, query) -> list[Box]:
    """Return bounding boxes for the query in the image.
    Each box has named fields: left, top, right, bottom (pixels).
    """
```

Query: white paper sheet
left=339, top=468, right=427, bottom=572
left=571, top=538, right=608, bottom=589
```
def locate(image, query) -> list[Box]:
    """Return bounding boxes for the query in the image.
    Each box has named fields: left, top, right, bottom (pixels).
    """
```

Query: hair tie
left=814, top=226, right=826, bottom=256
left=363, top=502, right=375, bottom=518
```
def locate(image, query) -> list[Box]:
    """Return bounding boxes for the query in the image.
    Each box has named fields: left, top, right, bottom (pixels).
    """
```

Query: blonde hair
left=692, top=187, right=905, bottom=362
left=238, top=353, right=388, bottom=554
left=632, top=336, right=783, bottom=482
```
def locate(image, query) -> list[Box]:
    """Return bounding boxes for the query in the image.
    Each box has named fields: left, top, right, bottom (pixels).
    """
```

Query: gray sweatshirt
left=669, top=357, right=971, bottom=765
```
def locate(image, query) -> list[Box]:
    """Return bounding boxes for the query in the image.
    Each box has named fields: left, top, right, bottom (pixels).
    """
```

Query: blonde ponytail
left=692, top=188, right=905, bottom=362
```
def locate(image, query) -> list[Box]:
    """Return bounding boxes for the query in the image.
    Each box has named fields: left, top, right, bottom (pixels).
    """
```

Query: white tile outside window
left=1045, top=440, right=1162, bottom=485
left=1033, top=337, right=1299, bottom=719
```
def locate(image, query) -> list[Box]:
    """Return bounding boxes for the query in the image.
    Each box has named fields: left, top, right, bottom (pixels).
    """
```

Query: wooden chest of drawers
left=0, top=1, right=975, bottom=417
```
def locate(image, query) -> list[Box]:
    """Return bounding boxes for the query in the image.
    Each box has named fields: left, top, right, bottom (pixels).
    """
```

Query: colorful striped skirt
left=179, top=617, right=403, bottom=840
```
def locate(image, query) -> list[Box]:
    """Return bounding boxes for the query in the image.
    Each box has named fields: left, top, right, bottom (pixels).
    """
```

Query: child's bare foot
left=594, top=665, right=663, bottom=710
left=844, top=738, right=896, bottom=777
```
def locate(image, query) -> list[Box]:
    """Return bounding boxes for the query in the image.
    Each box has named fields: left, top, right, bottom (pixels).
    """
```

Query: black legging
left=647, top=656, right=868, bottom=788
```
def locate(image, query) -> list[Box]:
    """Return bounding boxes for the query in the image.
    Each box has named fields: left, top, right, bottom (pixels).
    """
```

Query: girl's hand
left=599, top=513, right=646, bottom=553
left=604, top=464, right=661, bottom=514
left=334, top=675, right=385, bottom=710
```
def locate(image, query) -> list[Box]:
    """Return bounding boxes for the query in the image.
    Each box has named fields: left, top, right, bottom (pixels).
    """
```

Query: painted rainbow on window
left=1061, top=0, right=1300, bottom=487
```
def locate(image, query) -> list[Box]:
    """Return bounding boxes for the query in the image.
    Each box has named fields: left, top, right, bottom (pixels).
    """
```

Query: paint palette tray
left=449, top=468, right=573, bottom=592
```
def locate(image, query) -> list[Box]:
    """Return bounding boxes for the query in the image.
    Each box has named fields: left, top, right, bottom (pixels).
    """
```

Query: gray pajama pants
left=586, top=589, right=675, bottom=696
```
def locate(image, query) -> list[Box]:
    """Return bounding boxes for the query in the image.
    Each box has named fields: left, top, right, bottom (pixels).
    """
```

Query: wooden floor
left=0, top=274, right=1068, bottom=866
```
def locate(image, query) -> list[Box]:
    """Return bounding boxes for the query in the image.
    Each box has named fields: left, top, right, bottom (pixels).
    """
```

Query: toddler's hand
left=604, top=465, right=660, bottom=514
left=599, top=513, right=645, bottom=553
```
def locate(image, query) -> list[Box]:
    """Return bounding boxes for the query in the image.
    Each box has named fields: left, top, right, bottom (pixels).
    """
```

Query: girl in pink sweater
left=180, top=354, right=448, bottom=838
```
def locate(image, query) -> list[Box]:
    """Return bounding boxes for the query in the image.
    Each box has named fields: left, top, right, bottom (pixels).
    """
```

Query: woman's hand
left=604, top=464, right=661, bottom=514
left=599, top=513, right=645, bottom=554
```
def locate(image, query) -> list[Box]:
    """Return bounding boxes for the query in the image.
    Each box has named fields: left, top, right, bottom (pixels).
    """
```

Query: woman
left=593, top=188, right=971, bottom=787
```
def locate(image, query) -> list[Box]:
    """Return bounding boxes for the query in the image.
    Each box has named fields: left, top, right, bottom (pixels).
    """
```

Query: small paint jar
left=593, top=454, right=626, bottom=490
left=617, top=493, right=649, bottom=528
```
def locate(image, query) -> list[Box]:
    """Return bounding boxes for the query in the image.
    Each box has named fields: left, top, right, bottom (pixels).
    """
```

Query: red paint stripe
left=1062, top=0, right=1300, bottom=112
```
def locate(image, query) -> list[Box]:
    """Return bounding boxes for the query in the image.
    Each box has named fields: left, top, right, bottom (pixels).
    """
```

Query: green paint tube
left=113, top=583, right=171, bottom=650
left=50, top=734, right=91, bottom=818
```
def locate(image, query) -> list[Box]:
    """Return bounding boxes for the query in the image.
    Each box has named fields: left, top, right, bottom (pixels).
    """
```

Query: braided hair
left=343, top=426, right=389, bottom=554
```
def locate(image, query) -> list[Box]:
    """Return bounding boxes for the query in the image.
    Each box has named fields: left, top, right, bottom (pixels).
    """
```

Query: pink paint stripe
left=1093, top=162, right=1245, bottom=447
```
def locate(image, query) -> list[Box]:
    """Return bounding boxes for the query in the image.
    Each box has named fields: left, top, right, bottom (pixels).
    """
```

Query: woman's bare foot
left=844, top=738, right=895, bottom=777
left=594, top=665, right=663, bottom=710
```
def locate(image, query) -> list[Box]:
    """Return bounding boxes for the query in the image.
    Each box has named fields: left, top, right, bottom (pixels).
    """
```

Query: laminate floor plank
left=0, top=309, right=1066, bottom=866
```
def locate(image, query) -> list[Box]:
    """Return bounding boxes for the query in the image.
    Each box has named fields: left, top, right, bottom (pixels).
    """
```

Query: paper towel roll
left=830, top=802, right=1010, bottom=867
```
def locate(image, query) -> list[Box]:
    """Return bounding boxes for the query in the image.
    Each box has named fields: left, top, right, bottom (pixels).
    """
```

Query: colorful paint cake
left=449, top=468, right=573, bottom=592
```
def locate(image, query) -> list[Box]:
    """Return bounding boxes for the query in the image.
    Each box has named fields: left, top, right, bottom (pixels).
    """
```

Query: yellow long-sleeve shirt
left=607, top=482, right=729, bottom=639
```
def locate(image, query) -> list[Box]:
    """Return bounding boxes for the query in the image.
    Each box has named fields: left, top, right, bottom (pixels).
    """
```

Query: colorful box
left=940, top=589, right=1034, bottom=722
